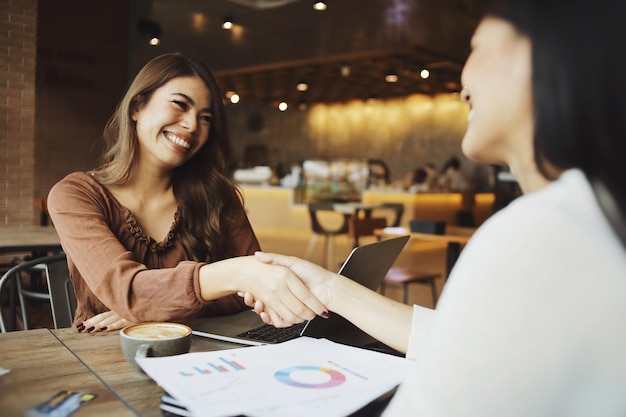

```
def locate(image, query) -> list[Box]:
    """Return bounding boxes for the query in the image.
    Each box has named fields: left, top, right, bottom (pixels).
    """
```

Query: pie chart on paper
left=274, top=365, right=346, bottom=388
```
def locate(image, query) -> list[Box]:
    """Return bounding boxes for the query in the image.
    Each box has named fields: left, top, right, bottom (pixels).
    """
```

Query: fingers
left=239, top=291, right=256, bottom=308
left=255, top=251, right=296, bottom=267
left=259, top=311, right=272, bottom=325
left=234, top=255, right=328, bottom=327
left=254, top=299, right=265, bottom=315
left=78, top=311, right=135, bottom=333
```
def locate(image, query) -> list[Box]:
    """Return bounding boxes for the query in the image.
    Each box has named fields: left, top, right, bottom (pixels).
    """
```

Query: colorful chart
left=274, top=366, right=346, bottom=388
left=179, top=357, right=245, bottom=377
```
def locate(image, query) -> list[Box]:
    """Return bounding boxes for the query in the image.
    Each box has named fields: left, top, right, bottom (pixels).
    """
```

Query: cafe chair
left=0, top=253, right=76, bottom=332
left=350, top=216, right=441, bottom=306
left=380, top=267, right=440, bottom=306
left=380, top=202, right=405, bottom=227
left=304, top=203, right=351, bottom=269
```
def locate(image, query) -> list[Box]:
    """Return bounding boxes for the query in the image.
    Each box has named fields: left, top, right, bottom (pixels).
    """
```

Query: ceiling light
left=313, top=2, right=327, bottom=11
left=137, top=18, right=161, bottom=46
left=222, top=16, right=234, bottom=29
left=296, top=81, right=308, bottom=92
left=420, top=69, right=430, bottom=79
left=225, top=90, right=240, bottom=104
left=385, top=72, right=398, bottom=83
left=298, top=100, right=308, bottom=110
left=340, top=65, right=351, bottom=77
left=278, top=101, right=288, bottom=111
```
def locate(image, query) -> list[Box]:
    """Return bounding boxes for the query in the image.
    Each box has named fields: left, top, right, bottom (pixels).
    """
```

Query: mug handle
left=135, top=343, right=153, bottom=360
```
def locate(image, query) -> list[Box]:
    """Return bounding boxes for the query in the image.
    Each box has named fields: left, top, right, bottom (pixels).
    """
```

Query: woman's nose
left=180, top=113, right=197, bottom=132
left=460, top=86, right=470, bottom=103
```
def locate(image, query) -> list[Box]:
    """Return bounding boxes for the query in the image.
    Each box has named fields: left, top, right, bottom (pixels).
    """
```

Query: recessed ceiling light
left=222, top=16, right=234, bottom=29
left=296, top=81, right=308, bottom=92
left=385, top=73, right=398, bottom=83
left=313, top=2, right=327, bottom=11
left=420, top=69, right=430, bottom=79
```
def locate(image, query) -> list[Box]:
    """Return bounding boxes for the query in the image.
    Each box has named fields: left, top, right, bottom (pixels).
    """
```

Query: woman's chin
left=461, top=135, right=505, bottom=165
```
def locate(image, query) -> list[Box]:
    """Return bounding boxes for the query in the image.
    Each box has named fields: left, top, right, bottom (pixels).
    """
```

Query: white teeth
left=467, top=109, right=475, bottom=122
left=165, top=133, right=191, bottom=149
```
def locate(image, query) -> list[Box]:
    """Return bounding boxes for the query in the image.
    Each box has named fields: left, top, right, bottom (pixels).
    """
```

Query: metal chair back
left=0, top=253, right=76, bottom=332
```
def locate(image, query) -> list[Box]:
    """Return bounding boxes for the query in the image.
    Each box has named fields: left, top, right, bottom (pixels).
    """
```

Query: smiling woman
left=47, top=53, right=327, bottom=334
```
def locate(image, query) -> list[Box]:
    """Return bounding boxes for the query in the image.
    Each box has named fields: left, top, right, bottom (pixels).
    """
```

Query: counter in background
left=240, top=185, right=494, bottom=237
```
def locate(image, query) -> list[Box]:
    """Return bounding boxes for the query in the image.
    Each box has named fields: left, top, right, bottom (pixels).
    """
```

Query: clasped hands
left=240, top=251, right=336, bottom=327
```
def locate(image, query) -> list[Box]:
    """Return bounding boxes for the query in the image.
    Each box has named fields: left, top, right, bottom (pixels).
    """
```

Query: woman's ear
left=130, top=94, right=143, bottom=122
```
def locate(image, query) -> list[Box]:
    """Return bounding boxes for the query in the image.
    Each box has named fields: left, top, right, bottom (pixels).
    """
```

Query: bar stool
left=304, top=203, right=351, bottom=268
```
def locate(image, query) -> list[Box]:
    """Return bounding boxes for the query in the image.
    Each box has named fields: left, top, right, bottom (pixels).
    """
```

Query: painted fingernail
left=76, top=324, right=85, bottom=332
left=320, top=311, right=330, bottom=319
left=86, top=326, right=95, bottom=333
left=100, top=326, right=107, bottom=332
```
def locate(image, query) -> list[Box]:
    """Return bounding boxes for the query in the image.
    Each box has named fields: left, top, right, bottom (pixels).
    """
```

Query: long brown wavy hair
left=92, top=53, right=242, bottom=262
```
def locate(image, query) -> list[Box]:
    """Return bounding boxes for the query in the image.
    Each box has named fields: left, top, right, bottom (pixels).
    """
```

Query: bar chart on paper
left=179, top=356, right=245, bottom=376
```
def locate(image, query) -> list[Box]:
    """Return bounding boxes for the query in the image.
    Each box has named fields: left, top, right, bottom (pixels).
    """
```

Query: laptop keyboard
left=235, top=322, right=306, bottom=343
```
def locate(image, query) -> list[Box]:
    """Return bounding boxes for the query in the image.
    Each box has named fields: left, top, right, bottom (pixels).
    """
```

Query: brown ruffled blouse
left=47, top=172, right=260, bottom=326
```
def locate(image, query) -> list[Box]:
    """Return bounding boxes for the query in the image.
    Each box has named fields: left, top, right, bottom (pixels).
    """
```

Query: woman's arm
left=48, top=173, right=325, bottom=326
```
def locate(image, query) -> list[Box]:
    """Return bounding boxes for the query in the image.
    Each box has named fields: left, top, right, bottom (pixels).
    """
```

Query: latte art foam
left=124, top=324, right=189, bottom=339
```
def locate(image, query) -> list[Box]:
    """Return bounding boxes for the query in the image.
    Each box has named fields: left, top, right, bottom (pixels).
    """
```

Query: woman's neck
left=508, top=154, right=552, bottom=195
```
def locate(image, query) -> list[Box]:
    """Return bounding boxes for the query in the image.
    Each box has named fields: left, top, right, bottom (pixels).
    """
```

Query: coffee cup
left=120, top=322, right=192, bottom=376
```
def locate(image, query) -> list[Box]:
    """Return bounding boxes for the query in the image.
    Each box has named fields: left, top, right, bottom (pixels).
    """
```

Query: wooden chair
left=349, top=217, right=441, bottom=306
left=0, top=253, right=76, bottom=332
left=304, top=203, right=351, bottom=268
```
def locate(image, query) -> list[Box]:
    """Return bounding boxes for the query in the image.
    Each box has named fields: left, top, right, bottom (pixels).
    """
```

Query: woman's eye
left=173, top=100, right=188, bottom=110
left=200, top=114, right=213, bottom=123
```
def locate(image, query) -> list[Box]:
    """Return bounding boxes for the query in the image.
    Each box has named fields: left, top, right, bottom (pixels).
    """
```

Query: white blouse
left=384, top=169, right=626, bottom=417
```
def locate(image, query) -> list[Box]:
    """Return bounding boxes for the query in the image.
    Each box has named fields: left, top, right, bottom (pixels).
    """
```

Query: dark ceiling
left=134, top=0, right=486, bottom=106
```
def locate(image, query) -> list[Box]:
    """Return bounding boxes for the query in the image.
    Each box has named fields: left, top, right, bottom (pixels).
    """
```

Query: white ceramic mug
left=120, top=322, right=192, bottom=376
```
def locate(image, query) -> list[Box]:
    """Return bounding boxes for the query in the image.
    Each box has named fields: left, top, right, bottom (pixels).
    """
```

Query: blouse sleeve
left=406, top=304, right=436, bottom=359
left=47, top=173, right=257, bottom=322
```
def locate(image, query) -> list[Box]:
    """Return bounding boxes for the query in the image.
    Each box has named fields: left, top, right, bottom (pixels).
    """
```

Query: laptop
left=191, top=235, right=410, bottom=351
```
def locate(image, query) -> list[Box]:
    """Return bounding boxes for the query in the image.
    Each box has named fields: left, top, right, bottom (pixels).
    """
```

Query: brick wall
left=0, top=0, right=37, bottom=225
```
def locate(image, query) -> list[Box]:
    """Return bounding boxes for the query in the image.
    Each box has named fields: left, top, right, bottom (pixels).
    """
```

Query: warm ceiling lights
left=225, top=90, right=239, bottom=104
left=222, top=16, right=234, bottom=29
left=137, top=18, right=162, bottom=46
left=420, top=69, right=430, bottom=79
left=278, top=101, right=288, bottom=111
left=385, top=71, right=398, bottom=83
left=313, top=2, right=327, bottom=11
left=296, top=81, right=308, bottom=92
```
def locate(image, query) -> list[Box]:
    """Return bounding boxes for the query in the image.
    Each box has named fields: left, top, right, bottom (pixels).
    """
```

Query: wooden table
left=51, top=324, right=242, bottom=416
left=0, top=328, right=135, bottom=416
left=375, top=226, right=476, bottom=278
left=0, top=324, right=245, bottom=416
left=0, top=225, right=62, bottom=254
left=2, top=315, right=396, bottom=417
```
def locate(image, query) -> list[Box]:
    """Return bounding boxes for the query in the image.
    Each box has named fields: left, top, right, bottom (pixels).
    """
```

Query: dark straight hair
left=485, top=0, right=626, bottom=242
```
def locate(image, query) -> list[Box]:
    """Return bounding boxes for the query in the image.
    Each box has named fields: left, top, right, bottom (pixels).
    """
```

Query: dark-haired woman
left=256, top=0, right=626, bottom=415
left=48, top=53, right=325, bottom=332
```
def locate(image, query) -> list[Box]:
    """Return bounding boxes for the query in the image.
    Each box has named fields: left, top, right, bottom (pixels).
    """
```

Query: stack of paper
left=137, top=337, right=412, bottom=417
